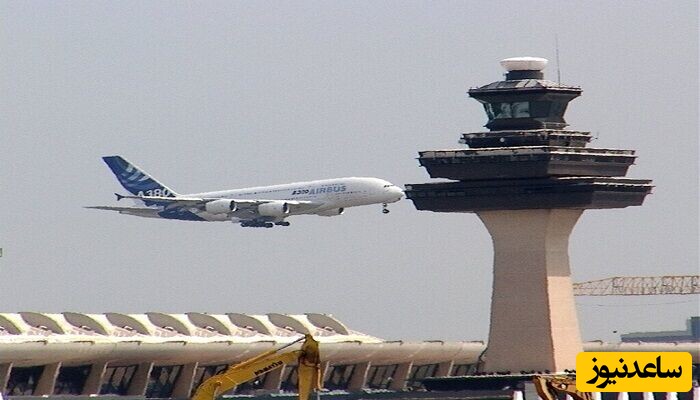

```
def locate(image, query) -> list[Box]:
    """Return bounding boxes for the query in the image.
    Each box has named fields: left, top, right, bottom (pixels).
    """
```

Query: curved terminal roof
left=0, top=312, right=697, bottom=367
left=305, top=313, right=350, bottom=335
left=0, top=311, right=382, bottom=345
left=146, top=313, right=193, bottom=336
left=186, top=313, right=233, bottom=336
left=227, top=313, right=304, bottom=337
left=268, top=313, right=312, bottom=334
left=62, top=312, right=110, bottom=335
left=19, top=312, right=65, bottom=334
left=105, top=313, right=153, bottom=335
left=0, top=314, right=25, bottom=335
left=227, top=313, right=274, bottom=335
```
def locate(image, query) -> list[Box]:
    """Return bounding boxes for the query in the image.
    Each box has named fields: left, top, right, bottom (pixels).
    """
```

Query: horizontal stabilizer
left=85, top=205, right=161, bottom=218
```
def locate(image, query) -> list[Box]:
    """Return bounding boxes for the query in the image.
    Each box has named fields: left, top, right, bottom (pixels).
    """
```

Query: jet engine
left=258, top=202, right=290, bottom=217
left=316, top=208, right=344, bottom=217
left=204, top=199, right=237, bottom=214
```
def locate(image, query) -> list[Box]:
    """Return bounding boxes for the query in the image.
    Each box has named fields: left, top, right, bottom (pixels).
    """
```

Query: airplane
left=86, top=156, right=404, bottom=228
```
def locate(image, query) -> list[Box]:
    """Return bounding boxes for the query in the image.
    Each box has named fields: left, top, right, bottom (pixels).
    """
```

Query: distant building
left=621, top=316, right=700, bottom=343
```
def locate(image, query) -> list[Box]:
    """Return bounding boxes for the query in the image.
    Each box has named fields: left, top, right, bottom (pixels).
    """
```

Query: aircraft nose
left=390, top=186, right=404, bottom=200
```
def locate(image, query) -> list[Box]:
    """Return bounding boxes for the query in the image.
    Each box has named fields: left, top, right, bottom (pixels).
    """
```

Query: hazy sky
left=1, top=1, right=698, bottom=343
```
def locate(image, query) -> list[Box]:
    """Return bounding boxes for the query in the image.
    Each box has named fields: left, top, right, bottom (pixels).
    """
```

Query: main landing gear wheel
left=382, top=203, right=390, bottom=214
left=240, top=221, right=275, bottom=228
left=274, top=221, right=291, bottom=226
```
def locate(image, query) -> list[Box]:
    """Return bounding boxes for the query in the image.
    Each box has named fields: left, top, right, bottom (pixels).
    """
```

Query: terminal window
left=6, top=366, right=44, bottom=396
left=450, top=363, right=476, bottom=377
left=191, top=364, right=228, bottom=396
left=54, top=365, right=91, bottom=395
left=366, top=364, right=398, bottom=389
left=324, top=364, right=355, bottom=390
left=146, top=365, right=183, bottom=398
left=406, top=364, right=439, bottom=390
left=234, top=373, right=268, bottom=394
left=100, top=365, right=137, bottom=395
left=280, top=366, right=298, bottom=392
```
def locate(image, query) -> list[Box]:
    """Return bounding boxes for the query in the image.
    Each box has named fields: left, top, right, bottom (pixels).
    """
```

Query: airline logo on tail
left=102, top=156, right=177, bottom=197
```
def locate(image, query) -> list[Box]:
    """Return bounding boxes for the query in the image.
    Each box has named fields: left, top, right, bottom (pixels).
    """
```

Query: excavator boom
left=192, top=351, right=300, bottom=400
left=191, top=335, right=321, bottom=400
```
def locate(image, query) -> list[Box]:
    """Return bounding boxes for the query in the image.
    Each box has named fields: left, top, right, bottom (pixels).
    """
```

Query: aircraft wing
left=113, top=194, right=213, bottom=208
left=113, top=194, right=323, bottom=215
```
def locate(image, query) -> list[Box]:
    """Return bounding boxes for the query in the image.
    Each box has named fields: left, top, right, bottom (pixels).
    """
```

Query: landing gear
left=240, top=220, right=290, bottom=228
left=382, top=203, right=390, bottom=214
left=240, top=221, right=274, bottom=228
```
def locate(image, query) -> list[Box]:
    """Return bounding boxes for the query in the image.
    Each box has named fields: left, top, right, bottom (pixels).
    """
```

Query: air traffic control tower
left=405, top=57, right=653, bottom=373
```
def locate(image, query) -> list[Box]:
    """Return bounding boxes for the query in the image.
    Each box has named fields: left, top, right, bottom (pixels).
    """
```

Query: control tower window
left=549, top=100, right=567, bottom=117
left=510, top=102, right=529, bottom=117
left=529, top=101, right=552, bottom=118
left=485, top=102, right=530, bottom=119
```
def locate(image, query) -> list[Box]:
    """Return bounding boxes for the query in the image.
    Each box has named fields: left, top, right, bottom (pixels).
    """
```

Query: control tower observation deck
left=405, top=57, right=653, bottom=372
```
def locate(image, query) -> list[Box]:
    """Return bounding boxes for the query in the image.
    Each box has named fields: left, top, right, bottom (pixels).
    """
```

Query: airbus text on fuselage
left=86, top=156, right=404, bottom=228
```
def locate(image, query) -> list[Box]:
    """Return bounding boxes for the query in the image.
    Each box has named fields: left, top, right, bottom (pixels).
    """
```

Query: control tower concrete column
left=477, top=209, right=582, bottom=372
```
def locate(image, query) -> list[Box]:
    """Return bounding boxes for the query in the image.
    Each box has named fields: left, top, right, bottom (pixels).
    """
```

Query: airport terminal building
left=1, top=312, right=698, bottom=398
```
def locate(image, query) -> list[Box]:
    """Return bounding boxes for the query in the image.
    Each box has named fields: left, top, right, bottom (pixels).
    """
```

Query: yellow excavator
left=191, top=334, right=322, bottom=400
left=532, top=375, right=592, bottom=400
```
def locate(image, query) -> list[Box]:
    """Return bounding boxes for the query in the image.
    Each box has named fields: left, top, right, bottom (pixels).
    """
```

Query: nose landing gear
left=382, top=203, right=390, bottom=214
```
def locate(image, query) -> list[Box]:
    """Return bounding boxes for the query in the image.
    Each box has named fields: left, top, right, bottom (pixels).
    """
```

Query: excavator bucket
left=297, top=334, right=322, bottom=400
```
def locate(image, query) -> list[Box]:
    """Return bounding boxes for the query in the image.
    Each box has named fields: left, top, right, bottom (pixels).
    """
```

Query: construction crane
left=573, top=275, right=699, bottom=296
left=191, top=334, right=321, bottom=400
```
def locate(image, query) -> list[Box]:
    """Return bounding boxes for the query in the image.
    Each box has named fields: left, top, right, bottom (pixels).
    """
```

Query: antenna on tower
left=555, top=34, right=562, bottom=84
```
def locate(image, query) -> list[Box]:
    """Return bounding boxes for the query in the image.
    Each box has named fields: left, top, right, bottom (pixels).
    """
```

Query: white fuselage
left=91, top=155, right=404, bottom=226
left=185, top=177, right=403, bottom=222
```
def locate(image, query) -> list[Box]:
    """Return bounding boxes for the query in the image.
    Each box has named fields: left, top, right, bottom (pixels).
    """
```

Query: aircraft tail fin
left=102, top=156, right=178, bottom=197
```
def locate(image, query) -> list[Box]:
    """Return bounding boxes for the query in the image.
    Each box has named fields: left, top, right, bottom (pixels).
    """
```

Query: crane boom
left=573, top=275, right=699, bottom=296
left=191, top=335, right=321, bottom=400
